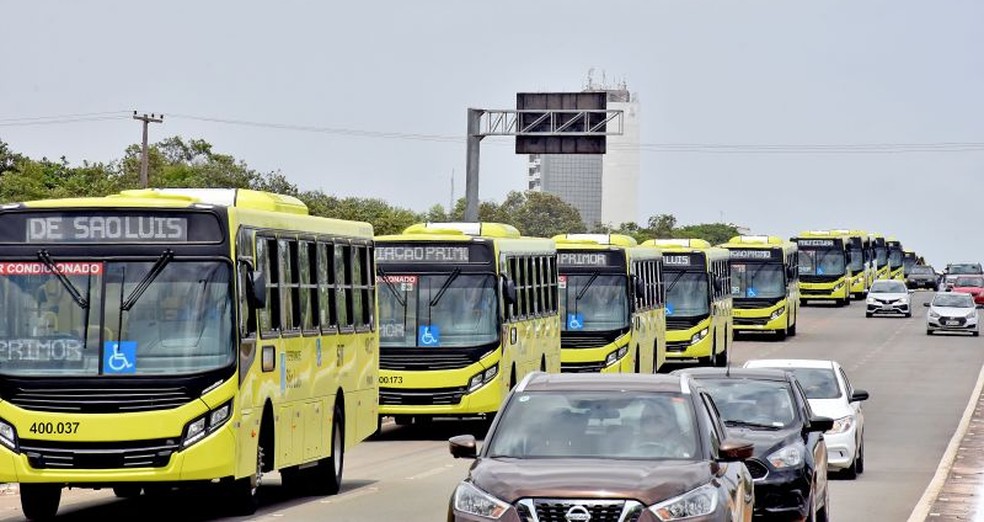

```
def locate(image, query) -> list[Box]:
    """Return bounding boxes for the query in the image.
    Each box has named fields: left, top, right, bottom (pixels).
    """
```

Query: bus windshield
left=798, top=249, right=846, bottom=277
left=875, top=247, right=888, bottom=267
left=377, top=273, right=498, bottom=348
left=559, top=273, right=629, bottom=332
left=848, top=249, right=865, bottom=272
left=888, top=249, right=903, bottom=268
left=665, top=271, right=710, bottom=317
left=731, top=263, right=786, bottom=299
left=0, top=260, right=235, bottom=377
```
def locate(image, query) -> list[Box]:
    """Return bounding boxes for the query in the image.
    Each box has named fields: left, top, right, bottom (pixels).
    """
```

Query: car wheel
left=856, top=437, right=865, bottom=474
left=904, top=312, right=912, bottom=318
left=927, top=329, right=934, bottom=335
left=865, top=312, right=873, bottom=318
left=974, top=331, right=980, bottom=337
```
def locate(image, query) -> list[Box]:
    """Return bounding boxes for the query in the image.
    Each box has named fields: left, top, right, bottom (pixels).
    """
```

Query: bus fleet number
left=379, top=376, right=404, bottom=385
left=29, top=421, right=80, bottom=435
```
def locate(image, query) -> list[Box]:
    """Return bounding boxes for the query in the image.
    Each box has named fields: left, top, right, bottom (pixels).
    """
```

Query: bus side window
left=364, top=245, right=376, bottom=330
left=237, top=227, right=257, bottom=338
left=506, top=257, right=518, bottom=321
left=352, top=244, right=372, bottom=332
left=319, top=241, right=339, bottom=332
left=259, top=237, right=282, bottom=336
left=300, top=240, right=318, bottom=334
left=335, top=242, right=351, bottom=329
left=282, top=238, right=301, bottom=332
left=533, top=256, right=542, bottom=316
left=547, top=256, right=557, bottom=313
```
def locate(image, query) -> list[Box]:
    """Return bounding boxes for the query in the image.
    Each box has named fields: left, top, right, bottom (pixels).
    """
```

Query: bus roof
left=16, top=188, right=310, bottom=215
left=642, top=238, right=712, bottom=249
left=552, top=233, right=638, bottom=247
left=401, top=222, right=521, bottom=238
left=724, top=235, right=785, bottom=246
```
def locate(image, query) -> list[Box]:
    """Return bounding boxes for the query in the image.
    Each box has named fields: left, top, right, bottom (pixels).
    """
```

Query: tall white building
left=527, top=86, right=640, bottom=229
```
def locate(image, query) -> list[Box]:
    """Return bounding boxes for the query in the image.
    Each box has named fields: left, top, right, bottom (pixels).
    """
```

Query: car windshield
left=911, top=266, right=934, bottom=275
left=870, top=280, right=907, bottom=293
left=698, top=378, right=797, bottom=429
left=377, top=273, right=498, bottom=348
left=949, top=264, right=983, bottom=275
left=954, top=277, right=984, bottom=288
left=933, top=294, right=974, bottom=308
left=798, top=249, right=845, bottom=277
left=485, top=391, right=698, bottom=460
left=559, top=274, right=630, bottom=332
left=0, top=260, right=235, bottom=376
left=665, top=271, right=710, bottom=317
left=788, top=368, right=841, bottom=399
left=730, top=262, right=786, bottom=299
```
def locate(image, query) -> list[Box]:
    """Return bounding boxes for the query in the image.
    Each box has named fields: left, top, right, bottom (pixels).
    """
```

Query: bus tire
left=112, top=485, right=142, bottom=498
left=311, top=402, right=345, bottom=495
left=227, top=430, right=265, bottom=515
left=20, top=483, right=61, bottom=521
left=788, top=321, right=797, bottom=336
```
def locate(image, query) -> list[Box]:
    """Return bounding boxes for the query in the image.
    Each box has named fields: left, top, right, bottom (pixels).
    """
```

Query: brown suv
left=447, top=372, right=755, bottom=522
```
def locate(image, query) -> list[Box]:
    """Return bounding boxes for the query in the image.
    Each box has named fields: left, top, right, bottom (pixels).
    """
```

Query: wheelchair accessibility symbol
left=418, top=325, right=441, bottom=347
left=567, top=313, right=584, bottom=330
left=103, top=341, right=137, bottom=374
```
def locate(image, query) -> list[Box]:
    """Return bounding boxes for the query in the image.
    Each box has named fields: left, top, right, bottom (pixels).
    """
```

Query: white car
left=925, top=292, right=980, bottom=336
left=743, top=358, right=869, bottom=478
left=865, top=279, right=912, bottom=318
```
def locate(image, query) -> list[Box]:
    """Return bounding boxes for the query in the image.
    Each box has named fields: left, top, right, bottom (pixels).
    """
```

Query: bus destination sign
left=376, top=244, right=488, bottom=264
left=663, top=253, right=705, bottom=268
left=25, top=216, right=188, bottom=243
left=728, top=249, right=777, bottom=260
left=557, top=251, right=623, bottom=268
left=797, top=239, right=836, bottom=247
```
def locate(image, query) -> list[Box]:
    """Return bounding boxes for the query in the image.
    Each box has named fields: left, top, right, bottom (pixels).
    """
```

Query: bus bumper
left=800, top=280, right=849, bottom=302
left=665, top=326, right=714, bottom=360
left=850, top=274, right=867, bottom=297
left=560, top=339, right=630, bottom=374
left=0, top=425, right=238, bottom=484
left=733, top=305, right=787, bottom=333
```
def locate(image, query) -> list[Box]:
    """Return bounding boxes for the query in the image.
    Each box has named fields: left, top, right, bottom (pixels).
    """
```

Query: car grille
left=378, top=386, right=467, bottom=406
left=745, top=458, right=770, bottom=480
left=6, top=386, right=193, bottom=413
left=517, top=499, right=642, bottom=522
left=561, top=361, right=607, bottom=373
left=734, top=317, right=771, bottom=326
left=20, top=438, right=180, bottom=469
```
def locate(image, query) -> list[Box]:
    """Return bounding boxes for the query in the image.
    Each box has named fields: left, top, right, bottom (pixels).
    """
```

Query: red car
left=950, top=276, right=984, bottom=305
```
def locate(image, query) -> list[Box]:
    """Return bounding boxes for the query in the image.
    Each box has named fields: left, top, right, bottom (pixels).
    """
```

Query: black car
left=906, top=265, right=939, bottom=290
left=674, top=367, right=833, bottom=522
left=446, top=372, right=756, bottom=522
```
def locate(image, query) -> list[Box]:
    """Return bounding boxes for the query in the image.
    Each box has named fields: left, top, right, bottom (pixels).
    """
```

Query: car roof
left=519, top=372, right=689, bottom=394
left=743, top=359, right=837, bottom=370
left=672, top=367, right=791, bottom=382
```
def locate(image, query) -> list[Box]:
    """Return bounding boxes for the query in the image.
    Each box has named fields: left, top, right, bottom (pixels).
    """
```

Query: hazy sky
left=1, top=1, right=982, bottom=267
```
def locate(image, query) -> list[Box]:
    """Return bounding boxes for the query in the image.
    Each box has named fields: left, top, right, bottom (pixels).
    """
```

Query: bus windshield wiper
left=725, top=419, right=782, bottom=431
left=575, top=271, right=601, bottom=302
left=429, top=268, right=461, bottom=307
left=121, top=250, right=174, bottom=311
left=36, top=250, right=89, bottom=309
left=665, top=271, right=687, bottom=293
left=377, top=266, right=407, bottom=308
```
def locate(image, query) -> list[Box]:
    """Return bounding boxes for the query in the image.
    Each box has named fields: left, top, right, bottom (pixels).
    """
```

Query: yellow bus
left=721, top=235, right=799, bottom=340
left=793, top=231, right=854, bottom=306
left=0, top=188, right=379, bottom=519
left=830, top=229, right=873, bottom=299
left=903, top=249, right=919, bottom=278
left=374, top=222, right=560, bottom=426
left=887, top=238, right=905, bottom=281
left=552, top=234, right=666, bottom=374
left=641, top=239, right=732, bottom=367
left=869, top=233, right=890, bottom=281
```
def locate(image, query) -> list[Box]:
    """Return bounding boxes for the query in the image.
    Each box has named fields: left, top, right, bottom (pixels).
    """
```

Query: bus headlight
left=0, top=419, right=17, bottom=451
left=468, top=364, right=500, bottom=393
left=770, top=307, right=786, bottom=321
left=833, top=282, right=845, bottom=291
left=182, top=400, right=233, bottom=448
left=690, top=328, right=709, bottom=345
left=605, top=346, right=629, bottom=366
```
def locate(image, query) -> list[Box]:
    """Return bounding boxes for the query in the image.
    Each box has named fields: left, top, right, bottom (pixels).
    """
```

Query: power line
left=0, top=111, right=130, bottom=123
left=0, top=115, right=130, bottom=128
left=167, top=113, right=463, bottom=143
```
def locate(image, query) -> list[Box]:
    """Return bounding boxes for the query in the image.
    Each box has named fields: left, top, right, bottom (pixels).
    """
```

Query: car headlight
left=468, top=364, right=500, bottom=393
left=770, top=307, right=786, bottom=321
left=767, top=444, right=804, bottom=469
left=866, top=297, right=876, bottom=304
left=690, top=328, right=709, bottom=345
left=828, top=415, right=855, bottom=434
left=453, top=481, right=510, bottom=520
left=929, top=311, right=940, bottom=319
left=0, top=419, right=17, bottom=451
left=648, top=483, right=718, bottom=520
left=182, top=400, right=233, bottom=448
left=968, top=311, right=977, bottom=319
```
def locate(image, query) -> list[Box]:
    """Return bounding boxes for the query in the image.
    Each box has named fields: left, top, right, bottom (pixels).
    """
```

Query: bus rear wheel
left=20, top=484, right=61, bottom=521
left=309, top=403, right=345, bottom=495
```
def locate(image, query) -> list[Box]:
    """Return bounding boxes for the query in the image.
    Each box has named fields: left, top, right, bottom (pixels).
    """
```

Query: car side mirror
left=850, top=390, right=870, bottom=402
left=806, top=416, right=834, bottom=433
left=449, top=434, right=478, bottom=459
left=501, top=277, right=518, bottom=306
left=717, top=438, right=755, bottom=462
left=250, top=271, right=268, bottom=309
left=923, top=303, right=930, bottom=307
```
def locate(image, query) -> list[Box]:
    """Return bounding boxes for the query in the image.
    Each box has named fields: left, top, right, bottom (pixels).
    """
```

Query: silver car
left=925, top=292, right=980, bottom=336
left=865, top=279, right=912, bottom=318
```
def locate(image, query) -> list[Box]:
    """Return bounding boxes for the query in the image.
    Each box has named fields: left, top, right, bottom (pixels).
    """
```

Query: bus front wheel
left=20, top=484, right=61, bottom=521
left=227, top=438, right=264, bottom=515
left=310, top=403, right=345, bottom=495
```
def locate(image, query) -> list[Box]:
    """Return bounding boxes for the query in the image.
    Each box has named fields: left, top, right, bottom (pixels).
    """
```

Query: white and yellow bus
left=793, top=231, right=854, bottom=306
left=641, top=239, right=732, bottom=367
left=830, top=229, right=873, bottom=299
left=887, top=237, right=905, bottom=282
left=374, top=222, right=560, bottom=426
left=0, top=189, right=378, bottom=519
left=869, top=233, right=890, bottom=281
left=553, top=234, right=666, bottom=374
left=721, top=235, right=799, bottom=340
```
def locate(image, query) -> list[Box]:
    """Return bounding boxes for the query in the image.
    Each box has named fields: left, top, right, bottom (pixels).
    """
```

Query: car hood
left=805, top=398, right=851, bottom=420
left=469, top=457, right=715, bottom=506
left=931, top=306, right=976, bottom=317
left=724, top=426, right=802, bottom=458
left=869, top=292, right=909, bottom=300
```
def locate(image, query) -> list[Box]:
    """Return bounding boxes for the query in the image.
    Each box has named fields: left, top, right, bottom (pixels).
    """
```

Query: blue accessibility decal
left=748, top=288, right=758, bottom=297
left=103, top=341, right=137, bottom=374
left=666, top=303, right=675, bottom=316
left=567, top=313, right=585, bottom=330
left=419, top=325, right=441, bottom=347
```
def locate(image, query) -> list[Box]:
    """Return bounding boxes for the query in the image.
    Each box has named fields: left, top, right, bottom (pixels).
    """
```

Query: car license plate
left=945, top=320, right=959, bottom=326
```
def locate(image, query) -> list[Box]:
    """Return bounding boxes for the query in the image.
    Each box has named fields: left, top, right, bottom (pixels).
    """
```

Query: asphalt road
left=2, top=289, right=982, bottom=521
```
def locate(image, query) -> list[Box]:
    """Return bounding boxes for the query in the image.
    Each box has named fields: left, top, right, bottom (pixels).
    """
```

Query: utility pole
left=132, top=111, right=164, bottom=188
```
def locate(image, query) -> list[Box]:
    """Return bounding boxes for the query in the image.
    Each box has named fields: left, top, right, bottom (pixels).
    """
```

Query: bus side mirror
left=250, top=271, right=268, bottom=309
left=633, top=275, right=645, bottom=297
left=502, top=278, right=518, bottom=305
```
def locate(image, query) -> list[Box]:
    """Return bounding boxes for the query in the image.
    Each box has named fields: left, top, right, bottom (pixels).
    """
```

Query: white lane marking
left=906, top=355, right=984, bottom=522
left=319, top=486, right=380, bottom=504
left=406, top=464, right=455, bottom=480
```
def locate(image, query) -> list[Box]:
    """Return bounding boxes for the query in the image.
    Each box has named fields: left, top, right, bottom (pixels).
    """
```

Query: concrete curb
left=906, top=360, right=984, bottom=522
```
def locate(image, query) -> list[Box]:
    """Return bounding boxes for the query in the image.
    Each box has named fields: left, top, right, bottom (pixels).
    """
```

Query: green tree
left=674, top=223, right=740, bottom=245
left=647, top=214, right=677, bottom=238
left=493, top=191, right=586, bottom=237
